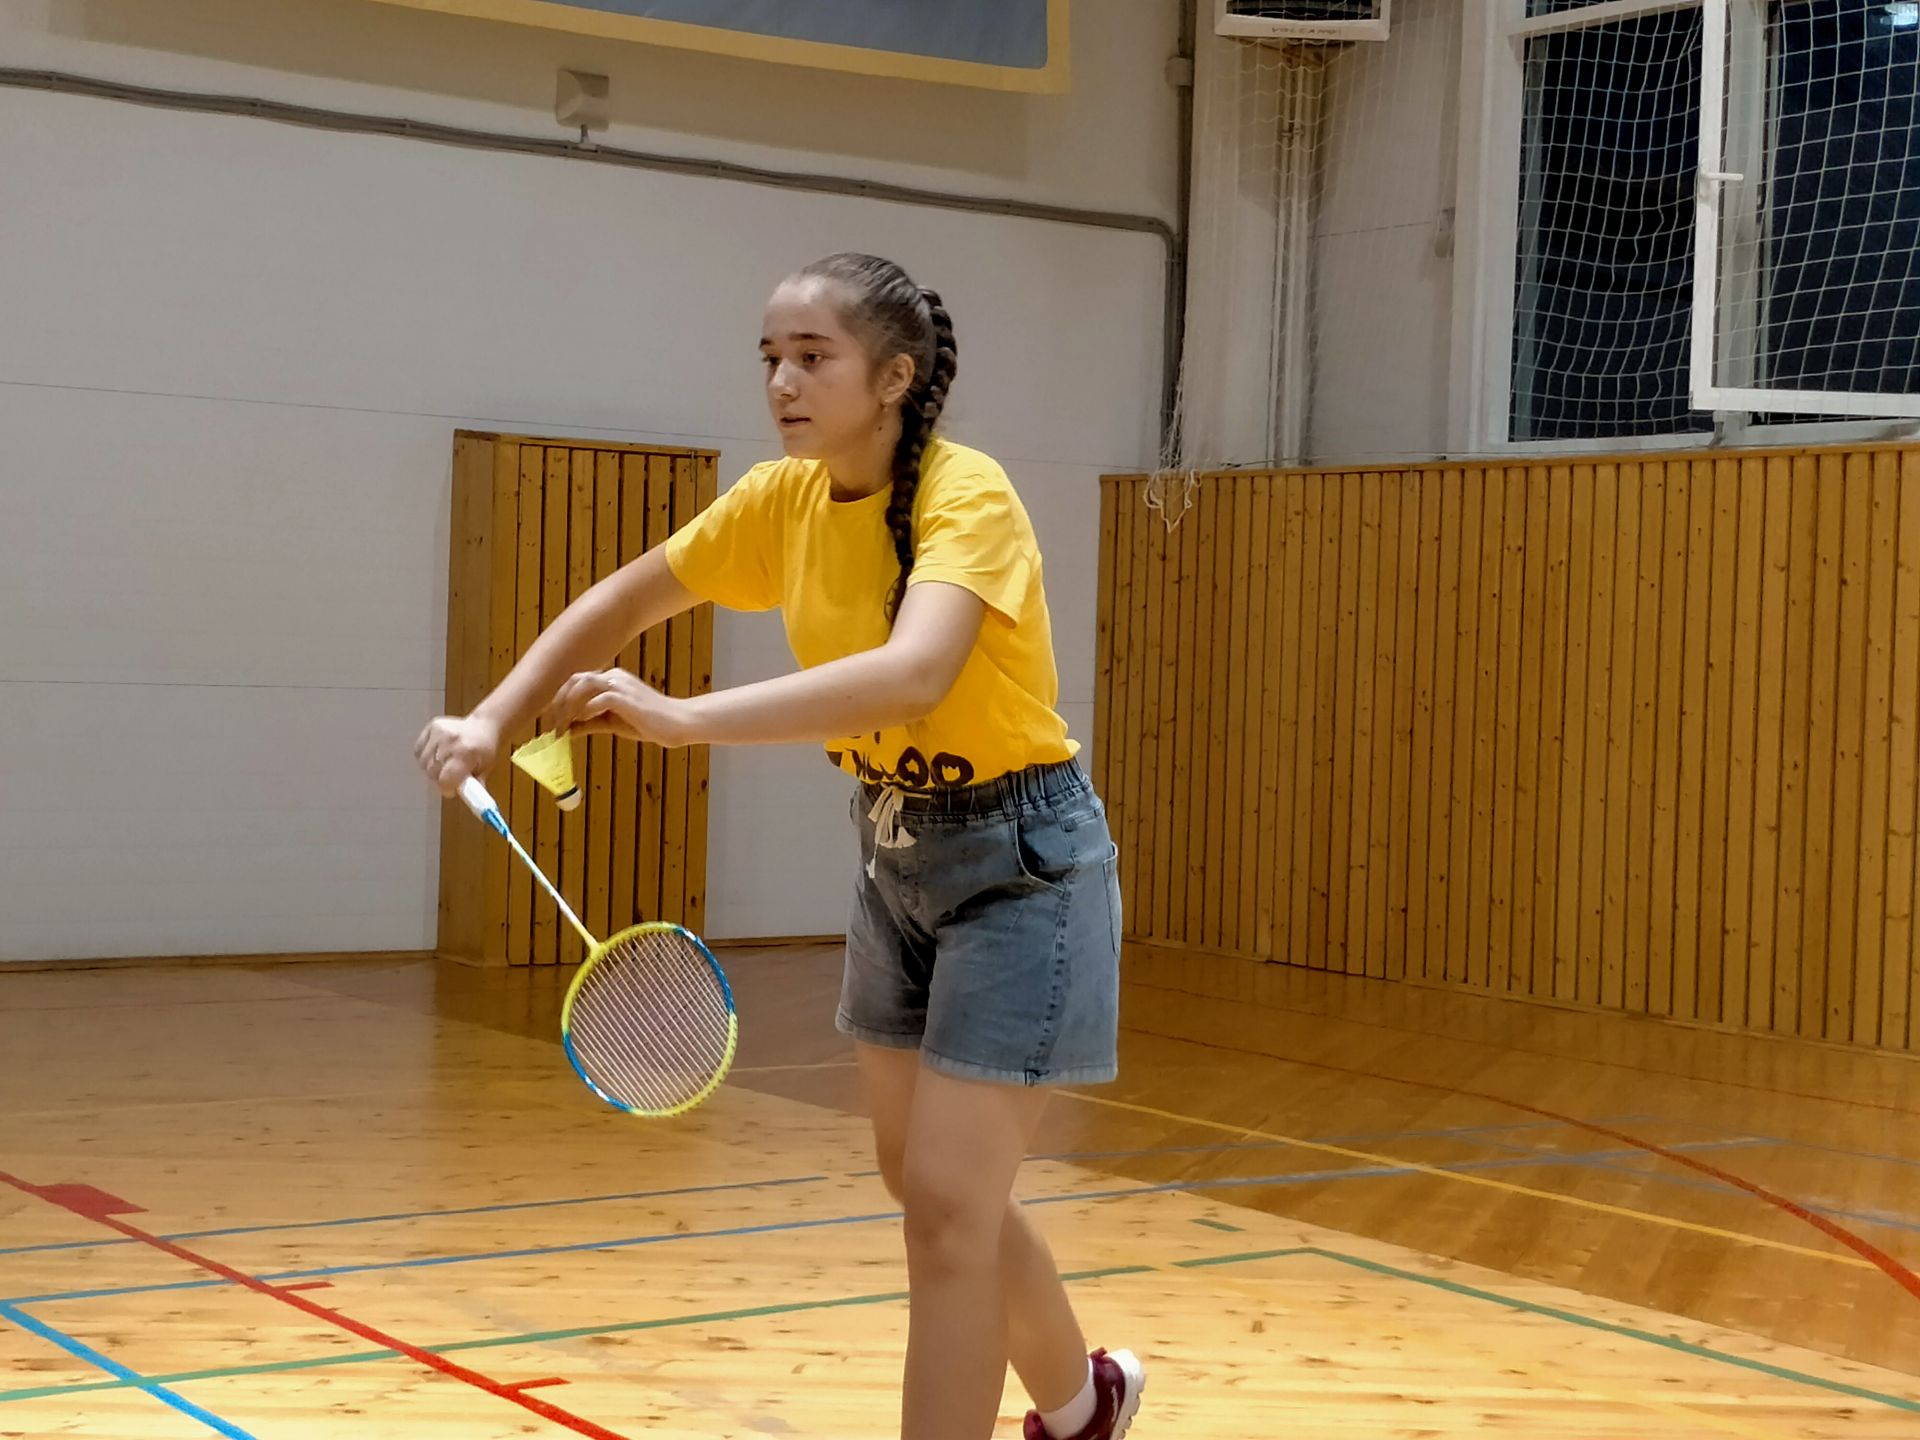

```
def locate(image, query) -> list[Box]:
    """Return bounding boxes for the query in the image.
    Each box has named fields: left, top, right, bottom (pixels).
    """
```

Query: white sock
left=1040, top=1360, right=1097, bottom=1439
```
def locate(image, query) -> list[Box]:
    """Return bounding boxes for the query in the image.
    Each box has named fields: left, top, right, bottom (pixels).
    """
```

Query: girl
left=415, top=253, right=1143, bottom=1440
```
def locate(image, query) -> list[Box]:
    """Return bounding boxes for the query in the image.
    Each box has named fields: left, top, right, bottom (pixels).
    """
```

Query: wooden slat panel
left=1624, top=461, right=1665, bottom=1014
left=1553, top=464, right=1593, bottom=1003
left=1853, top=449, right=1899, bottom=1046
left=1698, top=458, right=1741, bottom=1026
left=587, top=453, right=619, bottom=944
left=1366, top=472, right=1402, bottom=980
left=439, top=434, right=492, bottom=964
left=1239, top=479, right=1269, bottom=953
left=1721, top=456, right=1767, bottom=1028
left=1290, top=475, right=1325, bottom=970
left=1107, top=482, right=1135, bottom=929
left=685, top=455, right=717, bottom=936
left=1799, top=453, right=1845, bottom=1037
left=1492, top=466, right=1532, bottom=993
left=533, top=447, right=570, bottom=967
left=1465, top=468, right=1506, bottom=991
left=483, top=440, right=521, bottom=966
left=1119, top=483, right=1150, bottom=936
left=1428, top=470, right=1466, bottom=983
left=1338, top=472, right=1377, bottom=976
left=610, top=455, right=645, bottom=935
left=1505, top=468, right=1551, bottom=998
left=1602, top=463, right=1643, bottom=1011
left=1173, top=488, right=1206, bottom=943
left=560, top=449, right=595, bottom=952
left=1223, top=480, right=1254, bottom=953
left=1390, top=474, right=1420, bottom=983
left=1888, top=453, right=1920, bottom=1051
left=1095, top=482, right=1118, bottom=818
left=1577, top=464, right=1619, bottom=1008
left=1759, top=456, right=1806, bottom=1033
left=1326, top=473, right=1361, bottom=973
left=1400, top=471, right=1441, bottom=981
left=1670, top=459, right=1713, bottom=1022
left=660, top=456, right=691, bottom=926
left=1309, top=476, right=1344, bottom=971
left=1520, top=464, right=1562, bottom=999
left=1095, top=443, right=1920, bottom=1053
left=635, top=455, right=672, bottom=925
left=1647, top=459, right=1688, bottom=1017
left=1142, top=488, right=1172, bottom=940
left=1198, top=484, right=1230, bottom=949
left=1268, top=478, right=1306, bottom=962
left=508, top=446, right=543, bottom=969
left=1172, top=493, right=1204, bottom=943
left=1824, top=451, right=1873, bottom=1041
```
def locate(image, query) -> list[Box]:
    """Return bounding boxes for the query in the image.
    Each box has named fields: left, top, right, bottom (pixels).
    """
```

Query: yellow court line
left=1060, top=1090, right=1873, bottom=1271
left=731, top=1060, right=859, bottom=1075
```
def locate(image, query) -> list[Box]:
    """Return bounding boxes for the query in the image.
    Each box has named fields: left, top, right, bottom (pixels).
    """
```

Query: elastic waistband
left=859, top=760, right=1089, bottom=819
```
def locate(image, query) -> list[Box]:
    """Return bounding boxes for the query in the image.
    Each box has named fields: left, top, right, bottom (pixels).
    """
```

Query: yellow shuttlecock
left=512, top=731, right=581, bottom=810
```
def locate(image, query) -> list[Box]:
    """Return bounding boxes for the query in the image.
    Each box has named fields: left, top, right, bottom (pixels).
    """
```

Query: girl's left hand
left=545, top=669, right=694, bottom=748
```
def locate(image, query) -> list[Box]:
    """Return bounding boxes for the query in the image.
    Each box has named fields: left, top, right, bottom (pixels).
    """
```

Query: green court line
left=1175, top=1247, right=1920, bottom=1415
left=4, top=1249, right=1915, bottom=1415
left=1190, top=1218, right=1244, bottom=1233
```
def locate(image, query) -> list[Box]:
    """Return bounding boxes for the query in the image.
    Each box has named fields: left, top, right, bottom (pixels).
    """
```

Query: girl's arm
left=551, top=581, right=987, bottom=748
left=416, top=547, right=699, bottom=790
left=479, top=548, right=697, bottom=736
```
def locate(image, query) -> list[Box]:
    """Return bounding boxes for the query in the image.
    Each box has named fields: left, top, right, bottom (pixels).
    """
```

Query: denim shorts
left=837, top=760, right=1122, bottom=1087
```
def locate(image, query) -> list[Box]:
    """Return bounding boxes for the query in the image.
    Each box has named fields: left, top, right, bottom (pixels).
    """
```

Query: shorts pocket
left=1102, top=841, right=1122, bottom=957
left=1012, top=811, right=1077, bottom=895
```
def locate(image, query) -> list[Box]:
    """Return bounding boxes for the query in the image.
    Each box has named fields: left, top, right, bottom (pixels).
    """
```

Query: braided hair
left=795, top=253, right=959, bottom=622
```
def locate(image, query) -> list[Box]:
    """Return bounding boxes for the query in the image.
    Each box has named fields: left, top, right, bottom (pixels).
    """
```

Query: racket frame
left=559, top=921, right=739, bottom=1117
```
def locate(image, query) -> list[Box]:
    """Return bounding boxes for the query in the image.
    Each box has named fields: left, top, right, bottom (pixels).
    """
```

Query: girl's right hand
left=414, top=713, right=502, bottom=796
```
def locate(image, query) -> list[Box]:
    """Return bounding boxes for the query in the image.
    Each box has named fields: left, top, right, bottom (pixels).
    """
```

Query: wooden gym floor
left=2, top=946, right=1918, bottom=1438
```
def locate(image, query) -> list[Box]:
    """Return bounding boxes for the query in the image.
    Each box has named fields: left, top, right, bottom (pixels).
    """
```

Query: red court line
left=0, top=1170, right=631, bottom=1440
left=1213, top=1051, right=1920, bottom=1303
left=507, top=1377, right=571, bottom=1392
left=274, top=1282, right=333, bottom=1294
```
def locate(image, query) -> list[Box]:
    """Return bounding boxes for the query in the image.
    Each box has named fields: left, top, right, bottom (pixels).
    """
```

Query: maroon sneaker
left=1022, top=1348, right=1146, bottom=1440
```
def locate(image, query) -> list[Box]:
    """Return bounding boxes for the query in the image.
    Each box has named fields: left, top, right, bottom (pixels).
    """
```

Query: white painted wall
left=1306, top=0, right=1461, bottom=465
left=0, top=0, right=1181, bottom=959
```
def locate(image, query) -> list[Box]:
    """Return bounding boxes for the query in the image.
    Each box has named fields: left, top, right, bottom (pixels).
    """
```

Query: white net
left=1702, top=0, right=1920, bottom=418
left=1164, top=0, right=1460, bottom=502
left=1513, top=3, right=1708, bottom=440
left=1158, top=0, right=1920, bottom=516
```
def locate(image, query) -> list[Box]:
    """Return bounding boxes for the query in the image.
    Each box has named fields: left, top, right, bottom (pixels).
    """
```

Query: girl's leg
left=854, top=1044, right=1090, bottom=1437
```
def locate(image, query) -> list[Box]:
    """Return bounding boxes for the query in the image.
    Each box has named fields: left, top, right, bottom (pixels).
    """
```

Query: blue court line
left=1652, top=1119, right=1920, bottom=1173
left=0, top=1173, right=830, bottom=1260
left=1511, top=1148, right=1920, bottom=1238
left=0, top=1118, right=1636, bottom=1262
left=0, top=1138, right=1763, bottom=1308
left=0, top=1300, right=260, bottom=1439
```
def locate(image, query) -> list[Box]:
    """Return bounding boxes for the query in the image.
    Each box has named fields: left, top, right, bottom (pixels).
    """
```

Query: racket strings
left=566, top=929, right=734, bottom=1114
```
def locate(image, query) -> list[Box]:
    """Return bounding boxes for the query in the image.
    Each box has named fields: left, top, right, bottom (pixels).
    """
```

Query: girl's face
left=760, top=277, right=913, bottom=461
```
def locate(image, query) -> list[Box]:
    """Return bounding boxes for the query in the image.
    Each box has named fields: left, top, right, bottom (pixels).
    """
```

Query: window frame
left=1447, top=0, right=1920, bottom=455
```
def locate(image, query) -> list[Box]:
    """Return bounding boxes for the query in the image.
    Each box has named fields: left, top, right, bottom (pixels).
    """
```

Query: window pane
left=1511, top=8, right=1712, bottom=440
left=1763, top=0, right=1920, bottom=399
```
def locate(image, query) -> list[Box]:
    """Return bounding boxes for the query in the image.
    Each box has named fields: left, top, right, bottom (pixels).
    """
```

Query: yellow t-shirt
left=664, top=437, right=1076, bottom=789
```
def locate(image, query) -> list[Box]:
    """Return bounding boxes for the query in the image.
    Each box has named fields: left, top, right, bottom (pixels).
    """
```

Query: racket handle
left=458, top=776, right=509, bottom=837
